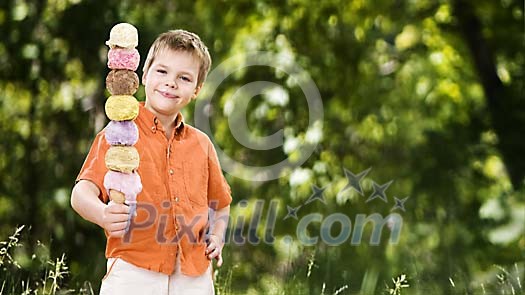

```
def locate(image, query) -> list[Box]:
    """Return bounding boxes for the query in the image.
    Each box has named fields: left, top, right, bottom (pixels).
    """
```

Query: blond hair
left=142, top=29, right=211, bottom=87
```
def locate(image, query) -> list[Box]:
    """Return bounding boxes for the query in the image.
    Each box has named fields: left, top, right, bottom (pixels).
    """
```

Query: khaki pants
left=99, top=257, right=214, bottom=295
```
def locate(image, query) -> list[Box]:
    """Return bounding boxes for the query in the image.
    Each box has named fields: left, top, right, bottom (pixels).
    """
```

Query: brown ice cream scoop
left=105, top=146, right=140, bottom=174
left=106, top=70, right=139, bottom=95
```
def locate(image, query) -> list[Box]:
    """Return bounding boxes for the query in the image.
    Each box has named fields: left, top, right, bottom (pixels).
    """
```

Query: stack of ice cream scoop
left=102, top=23, right=142, bottom=231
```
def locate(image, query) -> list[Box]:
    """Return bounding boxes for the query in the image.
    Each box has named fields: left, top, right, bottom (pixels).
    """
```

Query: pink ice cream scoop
left=107, top=48, right=140, bottom=71
left=105, top=120, right=139, bottom=146
left=104, top=170, right=142, bottom=232
left=103, top=170, right=142, bottom=201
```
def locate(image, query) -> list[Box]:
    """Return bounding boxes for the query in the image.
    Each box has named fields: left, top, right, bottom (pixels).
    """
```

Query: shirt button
left=176, top=225, right=180, bottom=230
left=175, top=197, right=179, bottom=202
left=169, top=169, right=174, bottom=175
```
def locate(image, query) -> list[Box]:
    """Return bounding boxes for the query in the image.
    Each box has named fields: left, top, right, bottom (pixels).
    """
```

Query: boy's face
left=142, top=49, right=201, bottom=118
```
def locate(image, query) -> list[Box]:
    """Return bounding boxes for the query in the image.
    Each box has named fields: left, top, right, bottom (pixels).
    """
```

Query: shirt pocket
left=183, top=156, right=209, bottom=209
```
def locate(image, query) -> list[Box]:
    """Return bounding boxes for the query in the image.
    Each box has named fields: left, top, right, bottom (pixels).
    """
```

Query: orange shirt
left=77, top=103, right=232, bottom=276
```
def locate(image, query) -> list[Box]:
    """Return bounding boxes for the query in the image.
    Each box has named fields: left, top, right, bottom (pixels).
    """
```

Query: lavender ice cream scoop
left=105, top=120, right=139, bottom=146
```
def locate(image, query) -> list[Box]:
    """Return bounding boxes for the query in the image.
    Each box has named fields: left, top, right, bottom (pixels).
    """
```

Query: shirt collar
left=138, top=102, right=186, bottom=138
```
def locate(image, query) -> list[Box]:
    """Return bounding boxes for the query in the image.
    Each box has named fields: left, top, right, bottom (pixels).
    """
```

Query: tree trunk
left=453, top=0, right=525, bottom=189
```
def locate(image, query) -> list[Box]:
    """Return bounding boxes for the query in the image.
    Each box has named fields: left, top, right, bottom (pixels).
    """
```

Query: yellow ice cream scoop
left=105, top=95, right=139, bottom=121
left=105, top=146, right=140, bottom=174
left=105, top=22, right=139, bottom=49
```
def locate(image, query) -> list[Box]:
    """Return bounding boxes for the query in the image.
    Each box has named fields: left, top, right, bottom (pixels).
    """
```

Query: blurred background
left=0, top=0, right=523, bottom=294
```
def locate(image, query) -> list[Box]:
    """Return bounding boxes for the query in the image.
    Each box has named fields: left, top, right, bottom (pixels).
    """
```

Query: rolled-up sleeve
left=76, top=132, right=110, bottom=203
left=207, top=140, right=232, bottom=210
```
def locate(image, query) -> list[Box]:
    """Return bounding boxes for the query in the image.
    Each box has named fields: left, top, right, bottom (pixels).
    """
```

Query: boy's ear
left=141, top=71, right=147, bottom=85
left=192, top=84, right=203, bottom=100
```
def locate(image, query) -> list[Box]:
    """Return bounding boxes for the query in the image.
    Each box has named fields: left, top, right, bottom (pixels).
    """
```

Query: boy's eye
left=156, top=69, right=167, bottom=74
left=180, top=76, right=191, bottom=82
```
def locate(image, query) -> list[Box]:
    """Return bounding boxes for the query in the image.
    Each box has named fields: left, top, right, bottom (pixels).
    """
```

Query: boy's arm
left=206, top=205, right=230, bottom=267
left=71, top=179, right=130, bottom=238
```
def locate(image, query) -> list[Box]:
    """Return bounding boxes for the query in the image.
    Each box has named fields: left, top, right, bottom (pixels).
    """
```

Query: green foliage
left=0, top=0, right=524, bottom=293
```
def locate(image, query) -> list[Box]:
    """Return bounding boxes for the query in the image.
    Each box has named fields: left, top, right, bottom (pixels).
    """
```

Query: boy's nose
left=165, top=80, right=178, bottom=88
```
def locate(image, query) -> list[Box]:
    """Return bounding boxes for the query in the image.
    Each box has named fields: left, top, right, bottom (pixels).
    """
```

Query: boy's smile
left=157, top=90, right=179, bottom=100
left=143, top=49, right=201, bottom=120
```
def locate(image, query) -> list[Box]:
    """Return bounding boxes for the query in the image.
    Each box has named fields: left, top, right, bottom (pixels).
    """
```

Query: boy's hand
left=205, top=234, right=224, bottom=267
left=102, top=201, right=130, bottom=238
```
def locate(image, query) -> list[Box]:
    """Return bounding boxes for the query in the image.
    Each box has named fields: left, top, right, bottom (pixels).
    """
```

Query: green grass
left=0, top=226, right=93, bottom=295
left=1, top=226, right=522, bottom=294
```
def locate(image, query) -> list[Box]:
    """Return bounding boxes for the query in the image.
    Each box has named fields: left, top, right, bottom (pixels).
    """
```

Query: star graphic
left=391, top=196, right=409, bottom=212
left=366, top=180, right=393, bottom=203
left=305, top=184, right=327, bottom=205
left=342, top=167, right=372, bottom=196
left=283, top=205, right=301, bottom=220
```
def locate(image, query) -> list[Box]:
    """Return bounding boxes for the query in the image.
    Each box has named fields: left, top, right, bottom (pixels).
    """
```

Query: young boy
left=71, top=29, right=231, bottom=295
